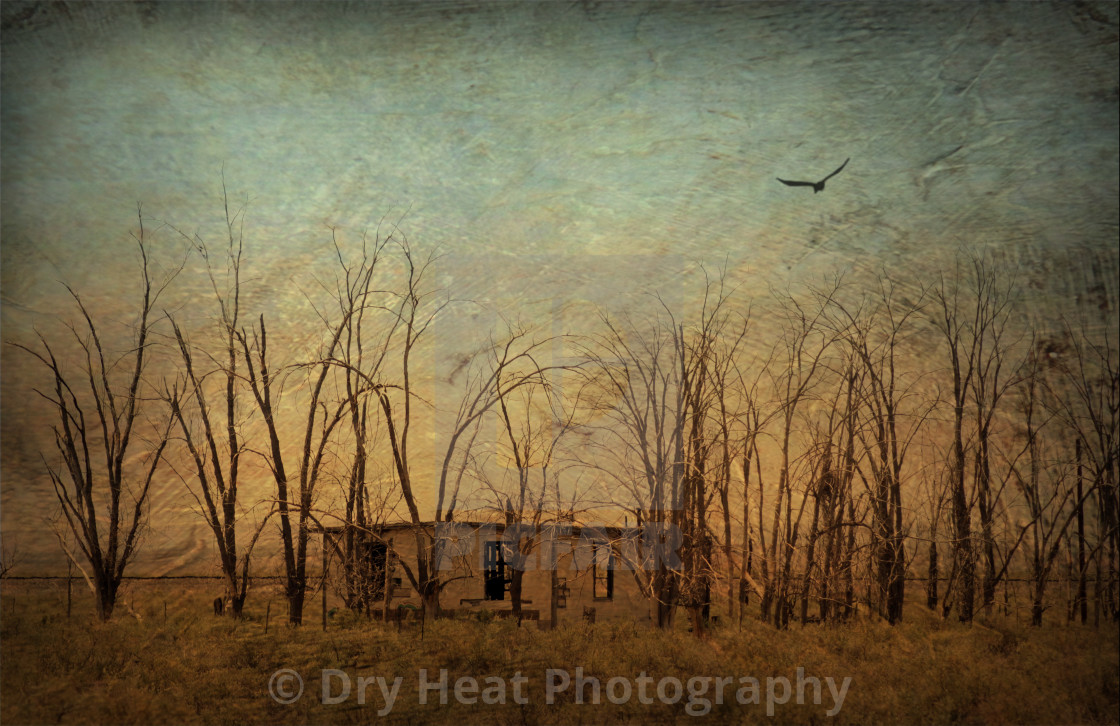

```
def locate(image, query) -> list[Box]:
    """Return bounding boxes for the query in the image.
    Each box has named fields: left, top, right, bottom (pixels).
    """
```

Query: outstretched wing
left=777, top=178, right=815, bottom=187
left=819, top=158, right=850, bottom=184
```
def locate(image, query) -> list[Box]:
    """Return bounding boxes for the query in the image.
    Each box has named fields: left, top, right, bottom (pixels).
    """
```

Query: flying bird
left=777, top=158, right=850, bottom=193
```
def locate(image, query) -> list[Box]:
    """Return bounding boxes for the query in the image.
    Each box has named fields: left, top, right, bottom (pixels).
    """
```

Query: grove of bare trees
left=12, top=194, right=1119, bottom=633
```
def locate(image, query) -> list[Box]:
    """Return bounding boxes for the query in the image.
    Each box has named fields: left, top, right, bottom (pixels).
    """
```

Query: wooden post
left=265, top=601, right=271, bottom=633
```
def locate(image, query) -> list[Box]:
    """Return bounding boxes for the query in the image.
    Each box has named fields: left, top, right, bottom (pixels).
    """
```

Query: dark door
left=483, top=541, right=506, bottom=600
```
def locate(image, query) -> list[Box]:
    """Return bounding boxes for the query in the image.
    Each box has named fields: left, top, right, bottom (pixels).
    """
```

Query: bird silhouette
left=777, top=158, right=849, bottom=193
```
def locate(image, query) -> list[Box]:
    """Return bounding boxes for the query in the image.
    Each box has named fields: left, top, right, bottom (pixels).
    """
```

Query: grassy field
left=1, top=578, right=1117, bottom=725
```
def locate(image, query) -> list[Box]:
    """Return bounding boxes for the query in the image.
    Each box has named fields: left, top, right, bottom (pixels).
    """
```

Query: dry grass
left=1, top=579, right=1117, bottom=725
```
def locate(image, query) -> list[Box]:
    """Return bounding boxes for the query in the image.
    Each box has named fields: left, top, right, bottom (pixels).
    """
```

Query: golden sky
left=2, top=1, right=1117, bottom=575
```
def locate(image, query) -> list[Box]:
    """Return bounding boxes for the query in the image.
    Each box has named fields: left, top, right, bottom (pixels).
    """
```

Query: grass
left=1, top=578, right=1117, bottom=725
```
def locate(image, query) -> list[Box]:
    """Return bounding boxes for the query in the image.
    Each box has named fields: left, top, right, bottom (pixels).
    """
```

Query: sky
left=2, top=0, right=1117, bottom=575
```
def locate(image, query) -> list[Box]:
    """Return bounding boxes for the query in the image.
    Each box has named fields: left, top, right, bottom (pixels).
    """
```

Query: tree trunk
left=927, top=540, right=939, bottom=610
left=654, top=565, right=676, bottom=629
left=288, top=590, right=305, bottom=625
left=225, top=574, right=245, bottom=618
left=799, top=491, right=823, bottom=625
left=94, top=573, right=118, bottom=622
left=887, top=543, right=906, bottom=623
left=420, top=586, right=441, bottom=622
left=977, top=438, right=997, bottom=613
left=1076, top=439, right=1088, bottom=623
left=952, top=442, right=975, bottom=623
left=1031, top=556, right=1046, bottom=627
left=687, top=605, right=706, bottom=639
left=842, top=505, right=856, bottom=620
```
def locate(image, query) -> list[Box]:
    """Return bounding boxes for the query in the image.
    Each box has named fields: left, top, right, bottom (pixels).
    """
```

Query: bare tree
left=579, top=271, right=746, bottom=636
left=760, top=285, right=839, bottom=628
left=481, top=353, right=585, bottom=624
left=929, top=254, right=988, bottom=623
left=674, top=276, right=751, bottom=638
left=707, top=304, right=754, bottom=624
left=731, top=349, right=776, bottom=627
left=1052, top=319, right=1120, bottom=623
left=965, top=263, right=1022, bottom=613
left=827, top=277, right=930, bottom=623
left=316, top=226, right=396, bottom=614
left=919, top=458, right=952, bottom=612
left=240, top=312, right=351, bottom=625
left=162, top=185, right=268, bottom=617
left=1005, top=337, right=1086, bottom=625
left=347, top=244, right=559, bottom=621
left=579, top=305, right=684, bottom=629
left=237, top=235, right=361, bottom=625
left=795, top=347, right=861, bottom=625
left=11, top=210, right=180, bottom=620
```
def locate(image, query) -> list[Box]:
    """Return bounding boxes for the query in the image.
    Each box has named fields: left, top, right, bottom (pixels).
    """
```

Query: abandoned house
left=316, top=520, right=665, bottom=625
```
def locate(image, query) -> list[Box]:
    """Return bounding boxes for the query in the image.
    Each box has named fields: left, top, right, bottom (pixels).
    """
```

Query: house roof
left=314, top=520, right=645, bottom=538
